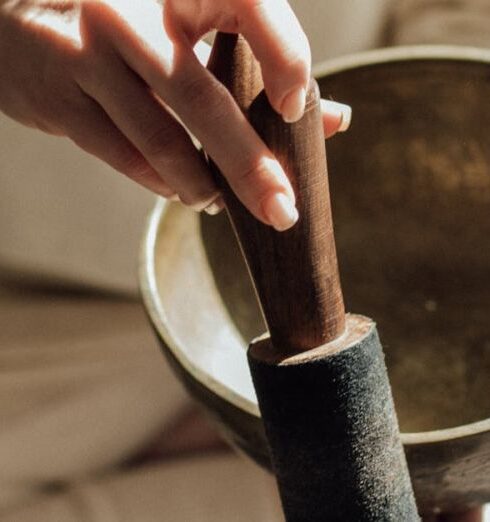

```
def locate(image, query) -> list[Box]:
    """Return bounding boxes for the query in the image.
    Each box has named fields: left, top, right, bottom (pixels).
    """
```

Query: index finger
left=234, top=0, right=311, bottom=122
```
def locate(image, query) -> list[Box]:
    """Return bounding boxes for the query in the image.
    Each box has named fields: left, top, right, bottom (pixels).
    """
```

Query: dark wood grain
left=206, top=32, right=263, bottom=111
left=207, top=33, right=345, bottom=354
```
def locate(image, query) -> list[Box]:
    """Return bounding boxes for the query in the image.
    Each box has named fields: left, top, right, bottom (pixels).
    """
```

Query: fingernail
left=169, top=194, right=181, bottom=202
left=263, top=192, right=299, bottom=232
left=204, top=197, right=225, bottom=216
left=204, top=203, right=222, bottom=215
left=190, top=192, right=221, bottom=212
left=330, top=101, right=352, bottom=132
left=281, top=87, right=307, bottom=123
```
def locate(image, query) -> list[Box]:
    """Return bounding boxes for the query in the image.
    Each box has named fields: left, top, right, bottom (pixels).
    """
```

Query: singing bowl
left=140, top=46, right=490, bottom=515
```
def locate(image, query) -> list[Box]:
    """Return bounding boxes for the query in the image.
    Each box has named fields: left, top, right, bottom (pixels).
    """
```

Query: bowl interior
left=149, top=48, right=490, bottom=434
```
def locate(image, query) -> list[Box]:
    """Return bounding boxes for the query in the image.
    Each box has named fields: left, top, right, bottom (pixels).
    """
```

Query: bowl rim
left=140, top=44, right=490, bottom=446
left=140, top=198, right=261, bottom=418
left=312, top=43, right=490, bottom=78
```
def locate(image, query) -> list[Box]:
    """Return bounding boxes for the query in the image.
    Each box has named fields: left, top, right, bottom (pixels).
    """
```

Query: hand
left=0, top=0, right=351, bottom=231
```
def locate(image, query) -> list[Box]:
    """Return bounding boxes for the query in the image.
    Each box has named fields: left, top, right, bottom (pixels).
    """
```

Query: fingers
left=81, top=4, right=297, bottom=229
left=233, top=0, right=311, bottom=122
left=167, top=51, right=297, bottom=229
left=77, top=21, right=219, bottom=209
left=166, top=0, right=311, bottom=123
left=82, top=63, right=218, bottom=209
left=63, top=94, right=175, bottom=197
left=78, top=1, right=349, bottom=229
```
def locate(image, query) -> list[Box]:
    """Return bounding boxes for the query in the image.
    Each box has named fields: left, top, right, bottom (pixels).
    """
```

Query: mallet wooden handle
left=207, top=33, right=345, bottom=355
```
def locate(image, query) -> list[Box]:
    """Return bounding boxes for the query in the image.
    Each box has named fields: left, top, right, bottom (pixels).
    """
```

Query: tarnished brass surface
left=141, top=46, right=490, bottom=514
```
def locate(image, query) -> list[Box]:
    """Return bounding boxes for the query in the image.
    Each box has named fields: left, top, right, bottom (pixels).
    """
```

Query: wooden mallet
left=207, top=32, right=420, bottom=522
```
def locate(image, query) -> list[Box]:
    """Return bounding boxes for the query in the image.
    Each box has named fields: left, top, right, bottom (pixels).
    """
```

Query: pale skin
left=0, top=1, right=483, bottom=520
left=0, top=0, right=351, bottom=231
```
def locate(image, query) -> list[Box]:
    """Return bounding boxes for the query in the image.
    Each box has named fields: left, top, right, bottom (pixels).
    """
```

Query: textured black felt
left=248, top=320, right=420, bottom=521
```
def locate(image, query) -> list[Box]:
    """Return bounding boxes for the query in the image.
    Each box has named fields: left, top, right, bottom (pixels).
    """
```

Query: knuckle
left=236, top=162, right=260, bottom=186
left=143, top=125, right=183, bottom=159
left=71, top=45, right=108, bottom=88
left=119, top=152, right=152, bottom=179
left=121, top=155, right=176, bottom=197
left=175, top=75, right=209, bottom=106
left=176, top=75, right=229, bottom=121
left=232, top=155, right=291, bottom=204
left=235, top=158, right=271, bottom=194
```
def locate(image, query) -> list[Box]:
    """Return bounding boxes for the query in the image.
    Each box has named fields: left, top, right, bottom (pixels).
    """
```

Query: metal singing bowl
left=140, top=46, right=490, bottom=515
